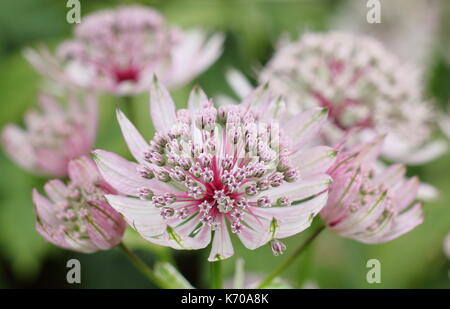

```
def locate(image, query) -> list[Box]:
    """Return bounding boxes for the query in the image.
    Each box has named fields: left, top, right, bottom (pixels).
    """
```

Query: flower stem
left=121, top=95, right=136, bottom=123
left=118, top=242, right=169, bottom=289
left=256, top=224, right=325, bottom=289
left=211, top=261, right=223, bottom=289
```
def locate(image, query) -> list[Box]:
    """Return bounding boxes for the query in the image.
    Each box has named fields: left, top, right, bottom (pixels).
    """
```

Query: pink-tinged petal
left=84, top=94, right=99, bottom=144
left=32, top=188, right=60, bottom=226
left=382, top=132, right=447, bottom=165
left=208, top=216, right=234, bottom=261
left=24, top=108, right=42, bottom=130
left=64, top=235, right=101, bottom=253
left=398, top=140, right=448, bottom=165
left=149, top=76, right=177, bottom=132
left=292, top=146, right=337, bottom=178
left=373, top=164, right=406, bottom=188
left=84, top=200, right=125, bottom=249
left=187, top=85, right=209, bottom=114
left=105, top=195, right=204, bottom=250
left=264, top=175, right=332, bottom=203
left=84, top=219, right=115, bottom=250
left=35, top=148, right=68, bottom=177
left=332, top=191, right=388, bottom=235
left=167, top=215, right=212, bottom=250
left=165, top=30, right=224, bottom=88
left=241, top=83, right=272, bottom=115
left=35, top=220, right=70, bottom=250
left=284, top=108, right=328, bottom=153
left=23, top=47, right=71, bottom=85
left=417, top=182, right=439, bottom=201
left=64, top=125, right=92, bottom=159
left=187, top=31, right=224, bottom=76
left=68, top=156, right=101, bottom=189
left=226, top=69, right=254, bottom=99
left=105, top=195, right=167, bottom=237
left=38, top=94, right=65, bottom=117
left=43, top=180, right=69, bottom=203
left=394, top=176, right=419, bottom=211
left=363, top=203, right=423, bottom=244
left=67, top=93, right=98, bottom=147
left=1, top=124, right=37, bottom=173
left=350, top=215, right=395, bottom=244
left=93, top=149, right=178, bottom=196
left=116, top=109, right=149, bottom=164
left=237, top=210, right=272, bottom=250
left=264, top=97, right=287, bottom=122
left=322, top=168, right=363, bottom=223
left=249, top=192, right=328, bottom=241
left=354, top=136, right=384, bottom=165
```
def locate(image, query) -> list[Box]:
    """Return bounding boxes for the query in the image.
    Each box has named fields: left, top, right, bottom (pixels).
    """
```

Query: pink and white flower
left=229, top=32, right=447, bottom=165
left=25, top=6, right=224, bottom=95
left=321, top=137, right=424, bottom=244
left=33, top=156, right=126, bottom=253
left=93, top=77, right=335, bottom=261
left=1, top=93, right=97, bottom=177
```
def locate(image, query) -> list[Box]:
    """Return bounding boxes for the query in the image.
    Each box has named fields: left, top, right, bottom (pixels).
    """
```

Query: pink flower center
left=136, top=106, right=297, bottom=234
left=113, top=67, right=140, bottom=84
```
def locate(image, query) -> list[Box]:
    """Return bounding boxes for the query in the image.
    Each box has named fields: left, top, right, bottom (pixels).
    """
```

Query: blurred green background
left=0, top=0, right=449, bottom=289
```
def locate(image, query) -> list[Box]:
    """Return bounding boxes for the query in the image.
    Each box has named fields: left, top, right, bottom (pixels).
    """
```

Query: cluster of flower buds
left=321, top=137, right=423, bottom=243
left=33, top=157, right=126, bottom=252
left=1, top=93, right=97, bottom=177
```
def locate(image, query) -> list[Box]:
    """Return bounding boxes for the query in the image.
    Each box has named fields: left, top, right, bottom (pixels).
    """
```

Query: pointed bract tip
left=115, top=108, right=125, bottom=119
left=329, top=149, right=338, bottom=157
left=319, top=107, right=329, bottom=115
left=91, top=149, right=100, bottom=159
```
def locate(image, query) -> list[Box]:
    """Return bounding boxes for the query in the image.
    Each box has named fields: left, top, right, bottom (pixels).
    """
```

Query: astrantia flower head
left=25, top=6, right=223, bottom=95
left=1, top=93, right=97, bottom=177
left=321, top=137, right=423, bottom=244
left=33, top=156, right=126, bottom=253
left=94, top=77, right=335, bottom=261
left=259, top=32, right=445, bottom=164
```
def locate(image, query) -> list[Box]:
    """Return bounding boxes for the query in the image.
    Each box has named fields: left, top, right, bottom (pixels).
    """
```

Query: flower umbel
left=94, top=77, right=335, bottom=261
left=258, top=32, right=445, bottom=164
left=1, top=93, right=97, bottom=177
left=321, top=137, right=423, bottom=243
left=25, top=6, right=223, bottom=95
left=33, top=156, right=126, bottom=253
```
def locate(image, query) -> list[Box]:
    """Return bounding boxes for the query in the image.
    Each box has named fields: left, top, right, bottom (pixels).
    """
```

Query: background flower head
left=94, top=77, right=335, bottom=261
left=33, top=156, right=126, bottom=253
left=25, top=5, right=224, bottom=95
left=1, top=92, right=97, bottom=177
left=258, top=32, right=446, bottom=165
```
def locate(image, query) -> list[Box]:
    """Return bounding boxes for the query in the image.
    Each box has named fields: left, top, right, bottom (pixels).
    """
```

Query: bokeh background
left=0, top=0, right=449, bottom=288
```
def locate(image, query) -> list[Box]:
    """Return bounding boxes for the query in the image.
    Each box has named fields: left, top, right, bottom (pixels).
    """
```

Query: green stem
left=211, top=261, right=223, bottom=289
left=256, top=225, right=325, bottom=289
left=121, top=95, right=135, bottom=123
left=118, top=242, right=169, bottom=289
